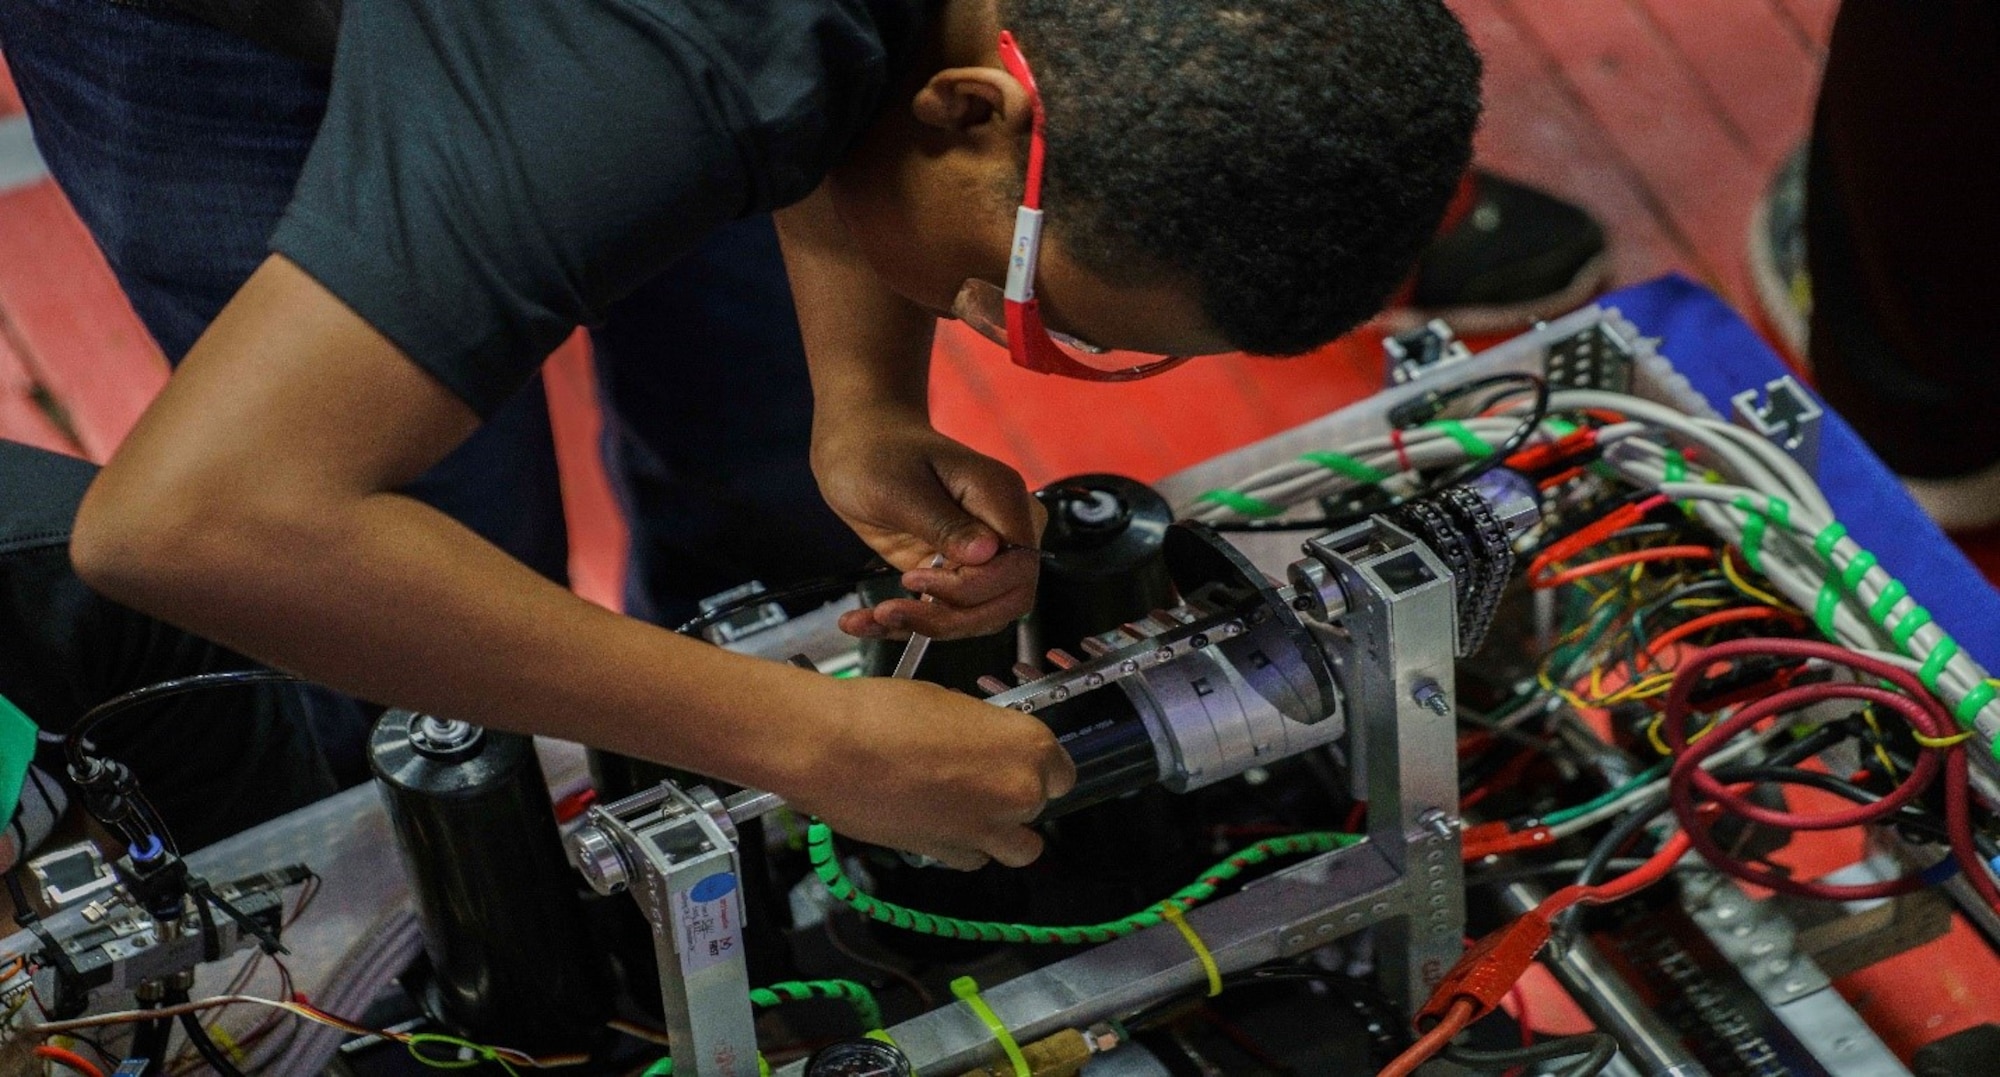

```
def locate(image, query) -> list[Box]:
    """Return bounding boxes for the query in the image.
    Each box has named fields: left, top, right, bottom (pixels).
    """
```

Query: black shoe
left=1386, top=171, right=1611, bottom=335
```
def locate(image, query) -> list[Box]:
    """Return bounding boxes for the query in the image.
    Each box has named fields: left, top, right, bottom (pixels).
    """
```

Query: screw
left=1418, top=809, right=1458, bottom=841
left=1412, top=679, right=1450, bottom=716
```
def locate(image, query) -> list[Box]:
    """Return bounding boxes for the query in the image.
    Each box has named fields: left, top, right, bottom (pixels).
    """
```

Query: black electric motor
left=370, top=712, right=614, bottom=1053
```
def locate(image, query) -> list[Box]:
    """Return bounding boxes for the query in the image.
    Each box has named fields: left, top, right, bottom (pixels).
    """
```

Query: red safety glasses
left=948, top=31, right=1196, bottom=382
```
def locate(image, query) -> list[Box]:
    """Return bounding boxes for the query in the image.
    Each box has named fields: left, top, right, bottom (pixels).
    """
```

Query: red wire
left=1525, top=494, right=1670, bottom=582
left=1536, top=465, right=1587, bottom=491
left=1670, top=682, right=1943, bottom=830
left=1537, top=831, right=1695, bottom=919
left=1639, top=606, right=1801, bottom=667
left=1389, top=427, right=1413, bottom=474
left=1378, top=999, right=1477, bottom=1077
left=34, top=1046, right=107, bottom=1077
left=1660, top=638, right=1999, bottom=908
left=1531, top=545, right=1716, bottom=589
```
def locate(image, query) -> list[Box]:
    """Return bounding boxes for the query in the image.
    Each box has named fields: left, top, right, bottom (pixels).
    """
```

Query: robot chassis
left=563, top=340, right=1575, bottom=1077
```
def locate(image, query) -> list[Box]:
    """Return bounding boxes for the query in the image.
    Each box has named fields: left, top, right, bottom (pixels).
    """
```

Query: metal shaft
left=1497, top=882, right=1710, bottom=1077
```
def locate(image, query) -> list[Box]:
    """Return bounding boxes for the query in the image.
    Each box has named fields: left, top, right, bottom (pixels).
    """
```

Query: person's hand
left=813, top=418, right=1046, bottom=640
left=778, top=676, right=1078, bottom=870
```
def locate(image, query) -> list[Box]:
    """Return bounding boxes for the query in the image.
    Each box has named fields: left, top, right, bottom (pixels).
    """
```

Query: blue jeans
left=0, top=0, right=869, bottom=763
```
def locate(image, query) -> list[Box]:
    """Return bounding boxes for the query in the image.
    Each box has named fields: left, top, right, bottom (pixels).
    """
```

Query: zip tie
left=951, top=976, right=1029, bottom=1077
left=1543, top=417, right=1580, bottom=438
left=1389, top=427, right=1414, bottom=473
left=208, top=1024, right=247, bottom=1065
left=1918, top=637, right=1959, bottom=694
left=1159, top=902, right=1223, bottom=997
left=1663, top=449, right=1687, bottom=483
left=1813, top=522, right=1848, bottom=560
left=1912, top=728, right=1977, bottom=750
left=863, top=1030, right=917, bottom=1076
left=1196, top=489, right=1281, bottom=518
left=1734, top=496, right=1768, bottom=572
left=1955, top=681, right=1998, bottom=726
left=1815, top=568, right=1842, bottom=639
left=1429, top=420, right=1494, bottom=458
left=1839, top=550, right=1878, bottom=595
left=1299, top=451, right=1389, bottom=485
left=1870, top=580, right=1908, bottom=624
left=1891, top=606, right=1933, bottom=651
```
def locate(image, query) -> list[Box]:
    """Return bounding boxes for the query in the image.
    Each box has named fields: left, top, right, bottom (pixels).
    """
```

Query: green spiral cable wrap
left=749, top=978, right=883, bottom=1031
left=806, top=821, right=1362, bottom=944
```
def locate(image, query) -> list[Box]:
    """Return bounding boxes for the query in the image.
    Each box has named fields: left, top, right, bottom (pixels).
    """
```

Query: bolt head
left=569, top=826, right=629, bottom=895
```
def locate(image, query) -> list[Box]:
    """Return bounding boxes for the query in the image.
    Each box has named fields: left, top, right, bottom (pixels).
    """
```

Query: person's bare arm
left=775, top=187, right=1044, bottom=641
left=71, top=256, right=1072, bottom=868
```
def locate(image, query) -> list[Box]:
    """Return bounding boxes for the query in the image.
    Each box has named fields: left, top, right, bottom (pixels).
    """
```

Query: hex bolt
left=1411, top=679, right=1451, bottom=717
left=568, top=825, right=630, bottom=896
left=1417, top=808, right=1459, bottom=841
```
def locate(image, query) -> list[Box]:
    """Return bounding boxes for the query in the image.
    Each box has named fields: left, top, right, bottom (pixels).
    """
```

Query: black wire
left=1555, top=795, right=1671, bottom=935
left=6, top=869, right=35, bottom=927
left=1556, top=725, right=1940, bottom=936
left=1467, top=858, right=1651, bottom=889
left=1717, top=764, right=2000, bottom=860
left=178, top=1011, right=251, bottom=1076
left=64, top=670, right=301, bottom=772
left=130, top=1003, right=173, bottom=1076
left=1210, top=374, right=1551, bottom=533
left=1441, top=1031, right=1618, bottom=1077
left=1426, top=373, right=1551, bottom=490
left=673, top=564, right=898, bottom=637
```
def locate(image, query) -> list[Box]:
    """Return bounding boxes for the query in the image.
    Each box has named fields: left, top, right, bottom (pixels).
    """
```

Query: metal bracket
left=569, top=784, right=762, bottom=1077
left=1731, top=375, right=1823, bottom=476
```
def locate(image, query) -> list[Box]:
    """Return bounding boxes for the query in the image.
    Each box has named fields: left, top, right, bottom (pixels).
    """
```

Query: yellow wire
left=1645, top=716, right=1671, bottom=756
left=1720, top=550, right=1788, bottom=608
left=1858, top=707, right=1901, bottom=779
left=1647, top=712, right=1720, bottom=756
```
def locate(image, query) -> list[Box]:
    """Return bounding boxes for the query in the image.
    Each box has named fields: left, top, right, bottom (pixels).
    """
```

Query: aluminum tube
left=1498, top=882, right=1712, bottom=1077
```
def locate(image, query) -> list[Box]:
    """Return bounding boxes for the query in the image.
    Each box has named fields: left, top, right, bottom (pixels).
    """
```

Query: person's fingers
left=935, top=457, right=1037, bottom=558
left=901, top=556, right=1036, bottom=609
left=983, top=825, right=1047, bottom=868
left=837, top=608, right=891, bottom=639
left=930, top=847, right=994, bottom=873
left=870, top=595, right=1018, bottom=639
left=1042, top=743, right=1079, bottom=802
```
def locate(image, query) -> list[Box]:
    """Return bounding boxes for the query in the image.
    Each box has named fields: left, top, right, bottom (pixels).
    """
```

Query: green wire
left=807, top=822, right=1361, bottom=944
left=1539, top=761, right=1669, bottom=826
left=749, top=979, right=883, bottom=1031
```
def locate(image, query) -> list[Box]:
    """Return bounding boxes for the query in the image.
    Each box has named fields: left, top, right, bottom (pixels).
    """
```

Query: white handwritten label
left=676, top=872, right=743, bottom=976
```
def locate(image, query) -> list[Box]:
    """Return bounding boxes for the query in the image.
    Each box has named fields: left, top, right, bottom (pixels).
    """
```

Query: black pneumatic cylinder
left=370, top=712, right=614, bottom=1053
left=1032, top=686, right=1161, bottom=818
left=1033, top=474, right=1175, bottom=656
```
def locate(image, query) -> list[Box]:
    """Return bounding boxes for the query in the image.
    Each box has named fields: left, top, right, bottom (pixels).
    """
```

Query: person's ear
left=911, top=67, right=1033, bottom=136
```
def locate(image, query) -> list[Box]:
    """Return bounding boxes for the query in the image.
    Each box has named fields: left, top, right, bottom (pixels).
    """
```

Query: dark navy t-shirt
left=267, top=0, right=931, bottom=417
left=0, top=441, right=340, bottom=850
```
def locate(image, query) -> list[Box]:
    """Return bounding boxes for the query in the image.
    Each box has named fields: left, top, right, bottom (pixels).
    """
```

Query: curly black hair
left=1005, top=0, right=1482, bottom=355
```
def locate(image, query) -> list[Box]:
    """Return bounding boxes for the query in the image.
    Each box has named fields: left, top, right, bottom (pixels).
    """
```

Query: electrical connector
left=1415, top=913, right=1553, bottom=1027
left=1504, top=427, right=1599, bottom=474
left=1459, top=822, right=1554, bottom=861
